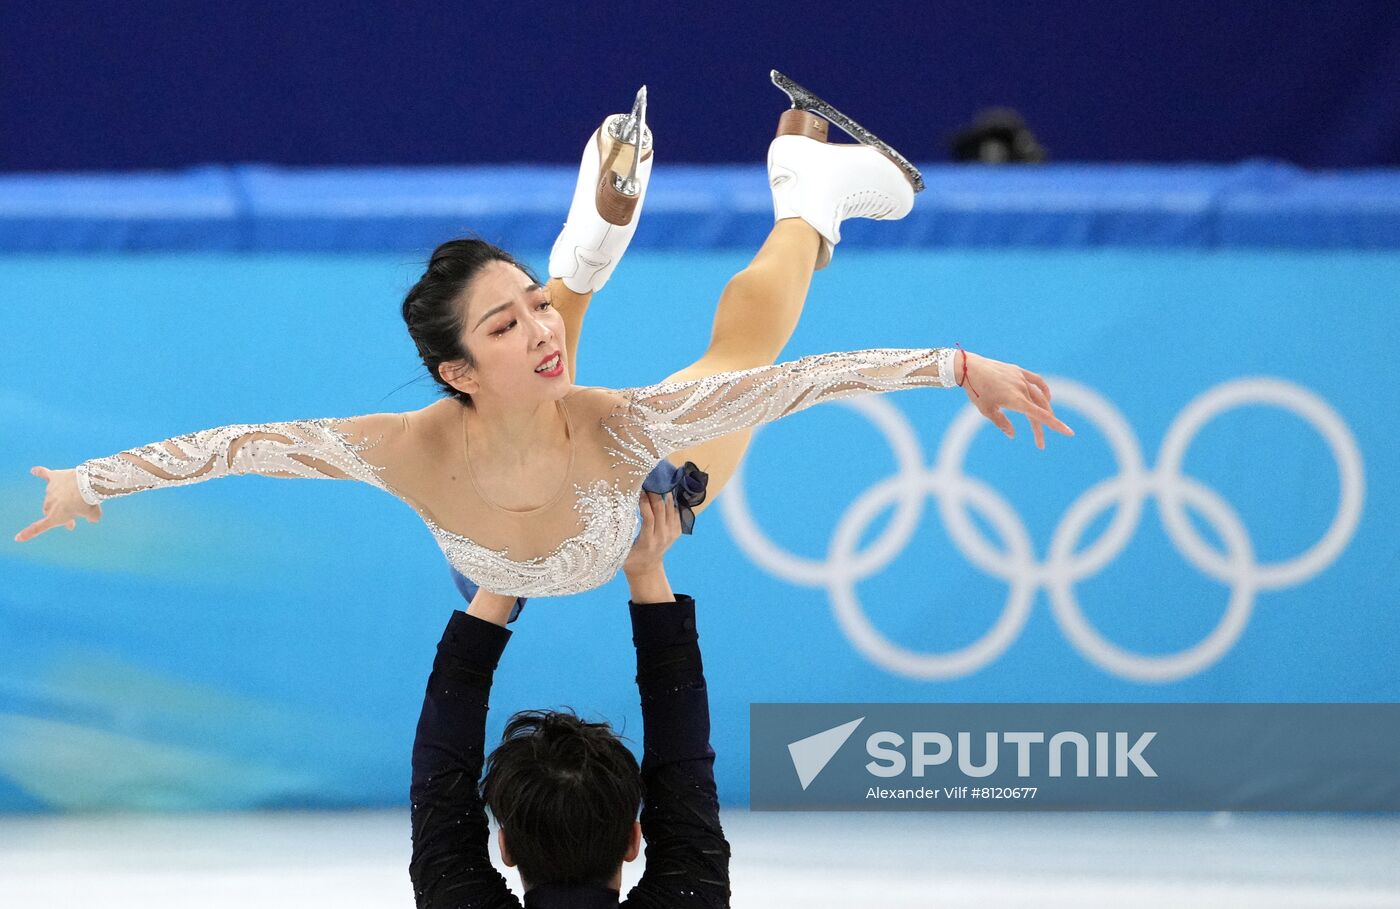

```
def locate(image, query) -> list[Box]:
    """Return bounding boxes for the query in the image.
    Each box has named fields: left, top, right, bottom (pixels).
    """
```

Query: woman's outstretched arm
left=601, top=347, right=1071, bottom=476
left=15, top=413, right=406, bottom=542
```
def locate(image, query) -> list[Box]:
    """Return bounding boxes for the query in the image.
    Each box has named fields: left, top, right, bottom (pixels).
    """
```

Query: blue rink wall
left=0, top=165, right=1397, bottom=811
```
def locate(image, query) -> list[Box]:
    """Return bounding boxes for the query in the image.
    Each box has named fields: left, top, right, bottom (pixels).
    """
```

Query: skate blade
left=595, top=86, right=652, bottom=224
left=622, top=85, right=647, bottom=192
left=771, top=69, right=925, bottom=193
left=604, top=85, right=653, bottom=197
left=606, top=85, right=653, bottom=155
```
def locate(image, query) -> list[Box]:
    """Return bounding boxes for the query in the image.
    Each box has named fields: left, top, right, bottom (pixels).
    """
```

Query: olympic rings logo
left=719, top=377, right=1365, bottom=682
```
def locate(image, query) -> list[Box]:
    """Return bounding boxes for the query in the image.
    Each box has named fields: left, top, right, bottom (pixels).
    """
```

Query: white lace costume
left=74, top=348, right=958, bottom=597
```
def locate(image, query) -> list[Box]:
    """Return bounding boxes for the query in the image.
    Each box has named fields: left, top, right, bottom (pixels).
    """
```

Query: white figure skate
left=548, top=86, right=654, bottom=294
left=767, top=70, right=923, bottom=270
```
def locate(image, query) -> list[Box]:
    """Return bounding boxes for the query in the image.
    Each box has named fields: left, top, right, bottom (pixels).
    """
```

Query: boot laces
left=836, top=189, right=896, bottom=221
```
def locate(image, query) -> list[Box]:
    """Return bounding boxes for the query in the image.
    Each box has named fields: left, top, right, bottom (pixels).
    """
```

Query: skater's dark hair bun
left=482, top=708, right=643, bottom=887
left=401, top=238, right=541, bottom=407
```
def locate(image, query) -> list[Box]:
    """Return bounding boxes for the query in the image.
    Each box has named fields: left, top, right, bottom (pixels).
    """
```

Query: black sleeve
left=408, top=610, right=522, bottom=909
left=622, top=594, right=732, bottom=909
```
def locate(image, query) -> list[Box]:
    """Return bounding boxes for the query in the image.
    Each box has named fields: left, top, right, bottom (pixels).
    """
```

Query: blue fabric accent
left=447, top=459, right=709, bottom=618
left=6, top=162, right=1400, bottom=253
left=641, top=459, right=709, bottom=535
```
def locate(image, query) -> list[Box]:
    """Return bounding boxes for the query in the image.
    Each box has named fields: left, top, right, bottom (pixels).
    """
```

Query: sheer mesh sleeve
left=602, top=347, right=958, bottom=474
left=72, top=417, right=391, bottom=506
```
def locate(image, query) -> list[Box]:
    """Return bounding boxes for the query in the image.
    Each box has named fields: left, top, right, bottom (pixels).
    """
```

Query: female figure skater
left=16, top=75, right=1073, bottom=615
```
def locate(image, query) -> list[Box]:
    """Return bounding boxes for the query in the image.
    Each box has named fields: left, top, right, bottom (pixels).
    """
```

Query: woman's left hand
left=960, top=352, right=1074, bottom=450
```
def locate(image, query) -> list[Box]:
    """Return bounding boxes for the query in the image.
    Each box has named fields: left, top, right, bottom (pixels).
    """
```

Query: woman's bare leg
left=548, top=279, right=592, bottom=383
left=662, top=219, right=823, bottom=516
left=548, top=88, right=651, bottom=384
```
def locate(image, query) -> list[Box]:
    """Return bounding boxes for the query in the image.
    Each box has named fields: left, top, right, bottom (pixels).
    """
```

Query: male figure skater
left=409, top=490, right=730, bottom=907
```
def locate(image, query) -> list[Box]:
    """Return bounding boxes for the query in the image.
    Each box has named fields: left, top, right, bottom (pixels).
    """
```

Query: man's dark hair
left=481, top=708, right=644, bottom=887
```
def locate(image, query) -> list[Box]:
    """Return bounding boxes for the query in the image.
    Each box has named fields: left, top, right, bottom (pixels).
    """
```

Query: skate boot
left=767, top=70, right=922, bottom=270
left=548, top=85, right=655, bottom=294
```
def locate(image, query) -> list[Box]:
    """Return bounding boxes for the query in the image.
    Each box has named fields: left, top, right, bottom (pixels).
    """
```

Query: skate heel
left=594, top=86, right=653, bottom=226
left=776, top=108, right=829, bottom=142
left=770, top=69, right=924, bottom=192
left=594, top=135, right=642, bottom=225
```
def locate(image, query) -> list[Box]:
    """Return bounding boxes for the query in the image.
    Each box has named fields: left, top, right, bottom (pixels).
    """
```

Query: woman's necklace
left=462, top=399, right=576, bottom=515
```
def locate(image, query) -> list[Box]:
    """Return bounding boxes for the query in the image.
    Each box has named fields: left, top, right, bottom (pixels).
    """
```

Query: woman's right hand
left=15, top=467, right=102, bottom=543
left=959, top=352, right=1074, bottom=450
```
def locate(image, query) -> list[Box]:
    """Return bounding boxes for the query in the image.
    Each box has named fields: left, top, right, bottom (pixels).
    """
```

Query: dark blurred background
left=3, top=0, right=1399, bottom=172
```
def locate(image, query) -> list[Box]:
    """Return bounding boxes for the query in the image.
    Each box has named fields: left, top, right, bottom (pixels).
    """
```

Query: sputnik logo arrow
left=787, top=717, right=865, bottom=790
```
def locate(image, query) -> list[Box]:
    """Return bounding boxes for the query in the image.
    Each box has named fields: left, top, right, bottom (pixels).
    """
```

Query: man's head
left=482, top=709, right=643, bottom=890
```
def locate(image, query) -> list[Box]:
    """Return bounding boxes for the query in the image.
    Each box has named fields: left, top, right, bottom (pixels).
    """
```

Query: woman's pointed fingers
left=1045, top=410, right=1074, bottom=435
left=15, top=516, right=56, bottom=543
left=1027, top=401, right=1073, bottom=436
left=1025, top=385, right=1051, bottom=449
left=1029, top=416, right=1046, bottom=449
left=985, top=407, right=1015, bottom=439
left=1025, top=371, right=1051, bottom=402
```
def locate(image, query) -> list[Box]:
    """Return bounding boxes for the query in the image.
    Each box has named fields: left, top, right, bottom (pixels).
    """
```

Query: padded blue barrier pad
left=1216, top=165, right=1400, bottom=248
left=3, top=161, right=1399, bottom=252
left=0, top=166, right=241, bottom=251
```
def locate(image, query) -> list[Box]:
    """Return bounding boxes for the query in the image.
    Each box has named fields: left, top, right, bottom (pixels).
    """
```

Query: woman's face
left=449, top=260, right=570, bottom=405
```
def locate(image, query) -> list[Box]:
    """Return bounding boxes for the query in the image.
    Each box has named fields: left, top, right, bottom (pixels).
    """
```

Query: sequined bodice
left=74, top=348, right=958, bottom=597
left=421, top=480, right=641, bottom=597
